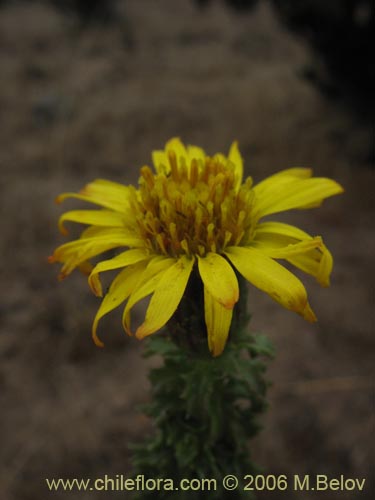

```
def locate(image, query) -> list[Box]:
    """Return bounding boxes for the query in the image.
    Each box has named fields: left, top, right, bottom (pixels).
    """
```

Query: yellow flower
left=50, top=138, right=343, bottom=356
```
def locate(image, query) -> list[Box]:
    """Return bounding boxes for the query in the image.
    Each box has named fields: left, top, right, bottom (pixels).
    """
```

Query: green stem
left=131, top=274, right=274, bottom=499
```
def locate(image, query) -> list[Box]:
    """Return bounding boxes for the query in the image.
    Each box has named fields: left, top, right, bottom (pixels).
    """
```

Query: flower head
left=50, top=138, right=343, bottom=356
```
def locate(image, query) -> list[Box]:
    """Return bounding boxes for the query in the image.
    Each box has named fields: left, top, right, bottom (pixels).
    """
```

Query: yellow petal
left=187, top=145, right=206, bottom=164
left=165, top=137, right=188, bottom=165
left=164, top=137, right=189, bottom=177
left=255, top=221, right=312, bottom=241
left=254, top=222, right=333, bottom=286
left=79, top=226, right=131, bottom=239
left=225, top=246, right=317, bottom=322
left=213, top=153, right=227, bottom=166
left=204, top=287, right=233, bottom=357
left=50, top=230, right=142, bottom=279
left=88, top=248, right=150, bottom=297
left=254, top=177, right=344, bottom=219
left=136, top=255, right=195, bottom=339
left=228, top=141, right=243, bottom=189
left=92, top=261, right=148, bottom=347
left=58, top=209, right=125, bottom=235
left=288, top=248, right=333, bottom=287
left=53, top=229, right=140, bottom=257
left=78, top=261, right=94, bottom=276
left=254, top=237, right=323, bottom=259
left=253, top=167, right=313, bottom=197
left=197, top=253, right=239, bottom=309
left=122, top=256, right=175, bottom=335
left=152, top=150, right=170, bottom=174
left=56, top=179, right=131, bottom=212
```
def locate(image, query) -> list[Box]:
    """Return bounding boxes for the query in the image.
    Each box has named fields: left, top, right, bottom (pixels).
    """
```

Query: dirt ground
left=0, top=1, right=373, bottom=499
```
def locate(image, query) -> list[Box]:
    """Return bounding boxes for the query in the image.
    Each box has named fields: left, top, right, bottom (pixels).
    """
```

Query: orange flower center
left=129, top=150, right=255, bottom=257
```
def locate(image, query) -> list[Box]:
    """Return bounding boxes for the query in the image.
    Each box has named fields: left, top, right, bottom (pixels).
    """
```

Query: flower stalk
left=131, top=276, right=274, bottom=499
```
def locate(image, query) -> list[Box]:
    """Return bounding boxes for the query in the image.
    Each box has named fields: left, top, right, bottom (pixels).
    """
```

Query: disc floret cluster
left=133, top=149, right=255, bottom=258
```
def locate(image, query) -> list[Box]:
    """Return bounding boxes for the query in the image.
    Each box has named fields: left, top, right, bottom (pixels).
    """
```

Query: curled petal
left=88, top=248, right=150, bottom=297
left=136, top=255, right=195, bottom=339
left=51, top=230, right=142, bottom=279
left=225, top=246, right=317, bottom=322
left=255, top=237, right=323, bottom=259
left=204, top=287, right=233, bottom=357
left=289, top=248, right=333, bottom=288
left=56, top=179, right=132, bottom=212
left=254, top=222, right=333, bottom=286
left=92, top=261, right=148, bottom=347
left=58, top=209, right=125, bottom=235
left=122, top=257, right=175, bottom=335
left=198, top=252, right=239, bottom=309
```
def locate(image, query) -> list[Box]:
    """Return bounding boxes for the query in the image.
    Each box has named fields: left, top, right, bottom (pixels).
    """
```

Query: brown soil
left=0, top=1, right=373, bottom=499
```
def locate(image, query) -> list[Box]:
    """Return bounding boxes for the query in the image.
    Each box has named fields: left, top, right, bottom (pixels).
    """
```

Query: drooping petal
left=253, top=222, right=333, bottom=286
left=50, top=230, right=143, bottom=279
left=288, top=248, right=333, bottom=287
left=253, top=177, right=344, bottom=219
left=58, top=209, right=125, bottom=235
left=53, top=229, right=141, bottom=258
left=92, top=261, right=148, bottom=347
left=228, top=141, right=243, bottom=189
left=78, top=261, right=94, bottom=276
left=88, top=248, right=150, bottom=297
left=135, top=255, right=195, bottom=339
left=225, top=246, right=317, bottom=322
left=197, top=253, right=239, bottom=309
left=122, top=256, right=176, bottom=335
left=204, top=286, right=233, bottom=357
left=254, top=237, right=323, bottom=259
left=56, top=179, right=132, bottom=212
left=79, top=226, right=137, bottom=239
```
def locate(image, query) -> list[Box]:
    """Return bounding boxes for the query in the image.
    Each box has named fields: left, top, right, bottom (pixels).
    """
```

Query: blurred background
left=0, top=0, right=373, bottom=498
